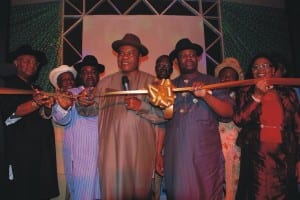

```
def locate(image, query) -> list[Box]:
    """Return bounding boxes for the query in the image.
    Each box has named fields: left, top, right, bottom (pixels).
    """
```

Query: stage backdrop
left=82, top=15, right=205, bottom=79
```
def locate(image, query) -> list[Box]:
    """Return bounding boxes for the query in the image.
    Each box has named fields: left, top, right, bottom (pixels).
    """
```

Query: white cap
left=49, top=65, right=77, bottom=89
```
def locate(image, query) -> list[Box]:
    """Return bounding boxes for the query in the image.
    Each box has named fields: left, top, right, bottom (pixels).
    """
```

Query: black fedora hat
left=169, top=38, right=203, bottom=61
left=7, top=44, right=48, bottom=67
left=112, top=33, right=148, bottom=56
left=74, top=55, right=105, bottom=73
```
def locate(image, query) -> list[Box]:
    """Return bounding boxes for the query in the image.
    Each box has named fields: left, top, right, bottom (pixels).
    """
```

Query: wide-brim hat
left=49, top=65, right=77, bottom=89
left=169, top=38, right=203, bottom=61
left=215, top=57, right=244, bottom=80
left=74, top=55, right=105, bottom=73
left=112, top=33, right=148, bottom=56
left=7, top=44, right=47, bottom=67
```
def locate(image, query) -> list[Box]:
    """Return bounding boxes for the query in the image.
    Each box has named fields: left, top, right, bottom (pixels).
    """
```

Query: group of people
left=0, top=32, right=300, bottom=200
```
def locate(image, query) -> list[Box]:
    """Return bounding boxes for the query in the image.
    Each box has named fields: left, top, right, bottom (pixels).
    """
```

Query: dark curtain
left=221, top=2, right=292, bottom=74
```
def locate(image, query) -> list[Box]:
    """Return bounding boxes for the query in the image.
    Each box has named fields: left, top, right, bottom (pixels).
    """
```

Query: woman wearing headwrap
left=215, top=57, right=244, bottom=200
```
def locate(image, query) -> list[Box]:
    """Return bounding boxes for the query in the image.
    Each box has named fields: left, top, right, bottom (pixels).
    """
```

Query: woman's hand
left=253, top=78, right=272, bottom=100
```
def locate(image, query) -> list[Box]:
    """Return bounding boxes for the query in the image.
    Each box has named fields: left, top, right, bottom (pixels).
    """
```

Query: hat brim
left=215, top=64, right=244, bottom=80
left=49, top=65, right=77, bottom=89
left=112, top=40, right=149, bottom=56
left=8, top=49, right=47, bottom=67
left=169, top=44, right=203, bottom=61
left=74, top=63, right=105, bottom=73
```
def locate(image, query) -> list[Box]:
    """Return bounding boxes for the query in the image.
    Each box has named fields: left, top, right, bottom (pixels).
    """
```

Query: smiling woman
left=234, top=52, right=300, bottom=200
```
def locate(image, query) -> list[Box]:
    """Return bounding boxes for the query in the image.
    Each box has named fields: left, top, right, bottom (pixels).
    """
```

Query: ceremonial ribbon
left=1, top=78, right=300, bottom=119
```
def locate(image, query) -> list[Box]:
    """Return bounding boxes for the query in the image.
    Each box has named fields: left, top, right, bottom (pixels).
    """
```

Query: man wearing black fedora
left=164, top=38, right=234, bottom=199
left=93, top=33, right=164, bottom=199
left=0, top=44, right=59, bottom=199
left=52, top=55, right=104, bottom=200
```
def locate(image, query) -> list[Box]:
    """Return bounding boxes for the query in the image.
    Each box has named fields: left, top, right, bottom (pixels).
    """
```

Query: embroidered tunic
left=96, top=71, right=160, bottom=200
left=164, top=72, right=233, bottom=200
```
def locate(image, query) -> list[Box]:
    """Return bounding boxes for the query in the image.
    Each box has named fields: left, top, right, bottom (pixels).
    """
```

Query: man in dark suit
left=0, top=62, right=16, bottom=196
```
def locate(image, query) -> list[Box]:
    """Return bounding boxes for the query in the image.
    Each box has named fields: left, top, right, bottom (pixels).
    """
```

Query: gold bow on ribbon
left=148, top=79, right=176, bottom=119
left=2, top=78, right=300, bottom=119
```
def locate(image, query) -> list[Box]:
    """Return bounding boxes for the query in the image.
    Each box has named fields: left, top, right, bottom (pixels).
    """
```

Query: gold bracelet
left=251, top=95, right=261, bottom=103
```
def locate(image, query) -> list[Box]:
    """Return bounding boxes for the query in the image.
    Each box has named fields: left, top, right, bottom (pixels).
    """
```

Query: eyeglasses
left=18, top=58, right=39, bottom=66
left=252, top=63, right=273, bottom=71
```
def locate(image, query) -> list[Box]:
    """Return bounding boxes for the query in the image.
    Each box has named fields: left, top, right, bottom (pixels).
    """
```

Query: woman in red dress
left=234, top=53, right=300, bottom=200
